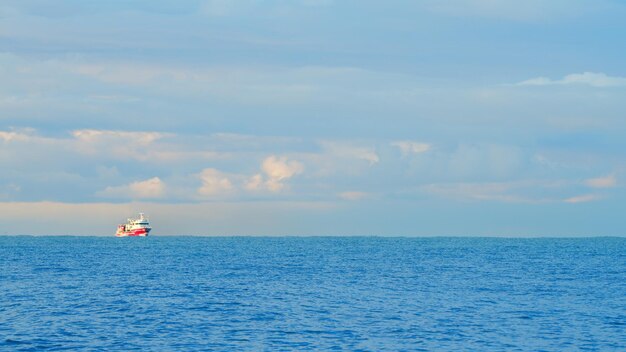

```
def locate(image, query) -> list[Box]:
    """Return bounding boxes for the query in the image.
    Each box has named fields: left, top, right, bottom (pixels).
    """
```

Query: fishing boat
left=115, top=213, right=151, bottom=237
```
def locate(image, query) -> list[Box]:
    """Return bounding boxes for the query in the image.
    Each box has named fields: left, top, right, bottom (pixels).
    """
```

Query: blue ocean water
left=1, top=237, right=624, bottom=351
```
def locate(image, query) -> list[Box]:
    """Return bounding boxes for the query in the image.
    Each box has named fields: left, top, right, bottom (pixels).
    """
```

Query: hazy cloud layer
left=422, top=0, right=613, bottom=21
left=99, top=177, right=166, bottom=200
left=585, top=174, right=617, bottom=189
left=518, top=72, right=626, bottom=87
left=1, top=0, right=625, bottom=235
left=391, top=141, right=431, bottom=156
left=563, top=194, right=602, bottom=204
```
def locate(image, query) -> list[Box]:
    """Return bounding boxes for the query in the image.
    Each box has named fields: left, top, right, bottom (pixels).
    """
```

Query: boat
left=115, top=213, right=151, bottom=237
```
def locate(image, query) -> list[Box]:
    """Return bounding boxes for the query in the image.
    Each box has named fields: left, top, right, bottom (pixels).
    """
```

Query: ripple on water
left=1, top=236, right=625, bottom=350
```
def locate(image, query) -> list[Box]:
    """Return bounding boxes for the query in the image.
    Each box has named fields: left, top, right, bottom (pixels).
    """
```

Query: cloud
left=199, top=0, right=333, bottom=17
left=72, top=129, right=168, bottom=161
left=58, top=58, right=373, bottom=106
left=391, top=141, right=431, bottom=156
left=0, top=131, right=32, bottom=143
left=420, top=179, right=576, bottom=203
left=262, top=155, right=304, bottom=180
left=98, top=177, right=166, bottom=199
left=260, top=155, right=304, bottom=192
left=320, top=141, right=379, bottom=165
left=244, top=174, right=264, bottom=191
left=68, top=62, right=191, bottom=86
left=244, top=156, right=304, bottom=192
left=423, top=0, right=606, bottom=21
left=72, top=129, right=164, bottom=144
left=564, top=194, right=601, bottom=204
left=195, top=156, right=305, bottom=195
left=585, top=174, right=617, bottom=188
left=197, top=168, right=234, bottom=196
left=338, top=191, right=369, bottom=201
left=421, top=182, right=530, bottom=203
left=517, top=72, right=626, bottom=87
left=3, top=125, right=622, bottom=209
left=421, top=178, right=614, bottom=205
left=149, top=151, right=224, bottom=162
left=71, top=129, right=226, bottom=163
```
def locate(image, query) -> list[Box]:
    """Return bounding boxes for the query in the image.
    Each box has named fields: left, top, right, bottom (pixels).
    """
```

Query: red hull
left=115, top=228, right=150, bottom=237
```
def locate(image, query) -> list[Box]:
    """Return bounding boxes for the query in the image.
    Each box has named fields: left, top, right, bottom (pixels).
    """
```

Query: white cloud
left=61, top=59, right=371, bottom=105
left=72, top=129, right=164, bottom=145
left=262, top=155, right=304, bottom=181
left=259, top=155, right=304, bottom=192
left=424, top=0, right=606, bottom=21
left=517, top=72, right=626, bottom=87
left=585, top=174, right=617, bottom=188
left=197, top=168, right=234, bottom=196
left=244, top=174, right=264, bottom=191
left=420, top=179, right=576, bottom=203
left=421, top=182, right=529, bottom=203
left=359, top=151, right=379, bottom=165
left=71, top=129, right=226, bottom=163
left=265, top=179, right=285, bottom=192
left=69, top=63, right=191, bottom=86
left=320, top=141, right=379, bottom=165
left=3, top=53, right=401, bottom=109
left=0, top=131, right=31, bottom=143
left=244, top=156, right=304, bottom=192
left=517, top=77, right=552, bottom=86
left=98, top=177, right=166, bottom=199
left=421, top=178, right=613, bottom=204
left=564, top=194, right=601, bottom=204
left=149, top=150, right=223, bottom=162
left=391, top=141, right=431, bottom=156
left=338, top=191, right=369, bottom=201
left=1, top=128, right=227, bottom=169
left=72, top=129, right=168, bottom=161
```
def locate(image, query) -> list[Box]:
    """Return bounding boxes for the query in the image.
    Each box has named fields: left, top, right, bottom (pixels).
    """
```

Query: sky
left=1, top=0, right=625, bottom=236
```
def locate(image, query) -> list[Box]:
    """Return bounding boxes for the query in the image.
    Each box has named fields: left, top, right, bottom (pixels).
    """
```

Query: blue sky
left=1, top=0, right=625, bottom=235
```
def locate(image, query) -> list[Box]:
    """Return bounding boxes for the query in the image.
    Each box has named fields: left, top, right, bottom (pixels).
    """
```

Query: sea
left=1, top=236, right=624, bottom=351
